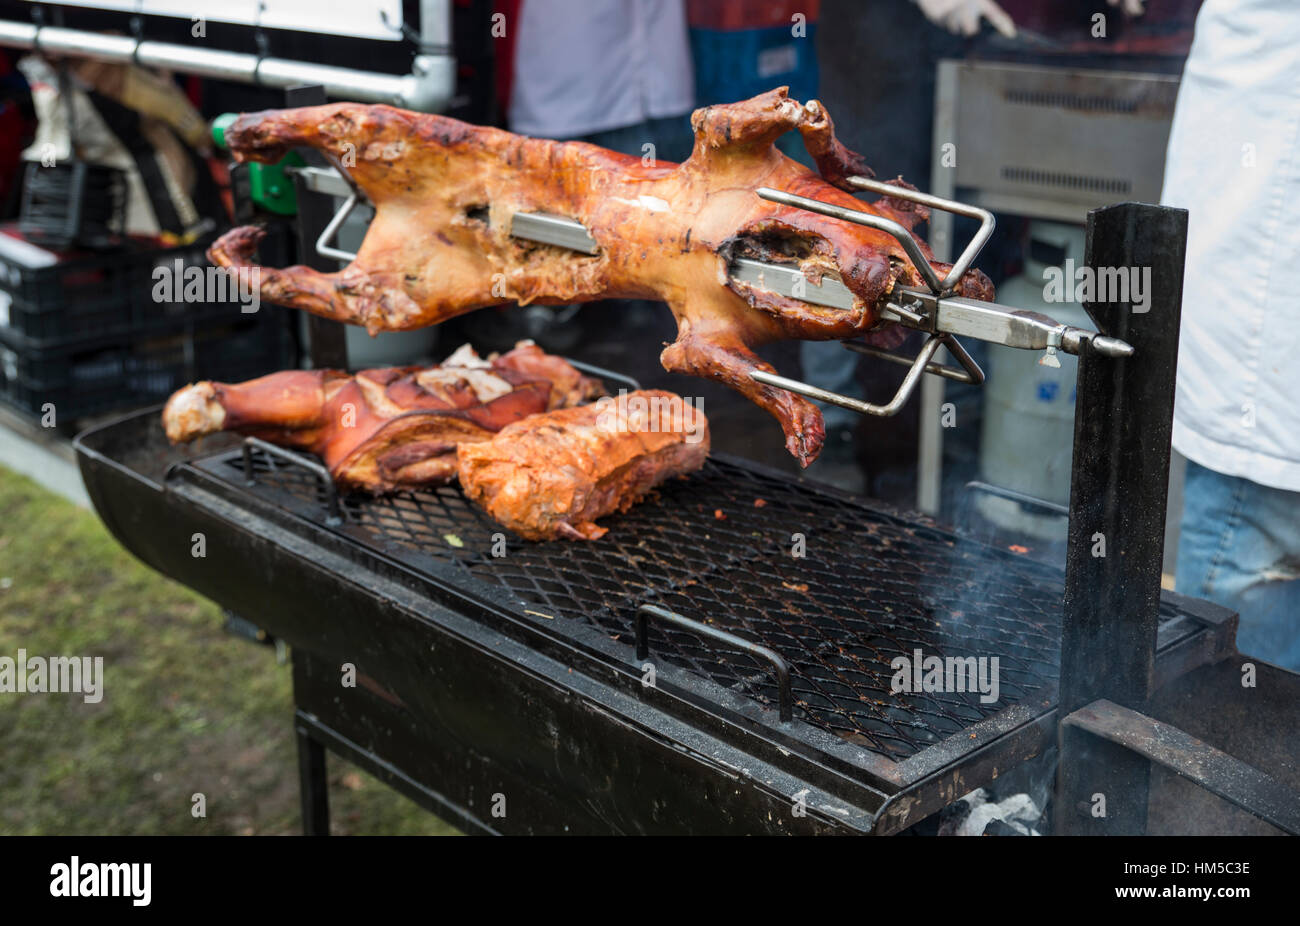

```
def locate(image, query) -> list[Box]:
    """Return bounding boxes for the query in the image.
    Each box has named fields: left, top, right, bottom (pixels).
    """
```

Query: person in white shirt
left=492, top=0, right=695, bottom=349
left=1162, top=0, right=1300, bottom=671
left=508, top=0, right=694, bottom=150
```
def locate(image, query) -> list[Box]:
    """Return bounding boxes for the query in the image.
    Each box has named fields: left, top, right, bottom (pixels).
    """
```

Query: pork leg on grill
left=161, top=342, right=603, bottom=492
left=457, top=390, right=710, bottom=541
left=209, top=88, right=993, bottom=466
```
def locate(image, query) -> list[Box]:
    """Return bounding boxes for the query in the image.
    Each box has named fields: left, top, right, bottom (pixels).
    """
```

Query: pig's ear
left=796, top=99, right=876, bottom=192
left=684, top=87, right=804, bottom=165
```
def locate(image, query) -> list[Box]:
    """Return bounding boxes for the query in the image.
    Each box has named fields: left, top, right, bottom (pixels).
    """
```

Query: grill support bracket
left=1056, top=202, right=1188, bottom=835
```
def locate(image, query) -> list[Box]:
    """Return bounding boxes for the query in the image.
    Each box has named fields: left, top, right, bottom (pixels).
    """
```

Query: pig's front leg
left=661, top=322, right=825, bottom=466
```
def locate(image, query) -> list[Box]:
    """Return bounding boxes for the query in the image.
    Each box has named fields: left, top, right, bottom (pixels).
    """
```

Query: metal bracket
left=283, top=161, right=371, bottom=264
left=752, top=331, right=983, bottom=417
left=296, top=167, right=603, bottom=264
left=758, top=175, right=995, bottom=297
left=749, top=176, right=995, bottom=418
left=314, top=191, right=362, bottom=263
left=1062, top=699, right=1300, bottom=835
left=290, top=165, right=353, bottom=198
left=748, top=177, right=1136, bottom=418
left=885, top=286, right=1134, bottom=358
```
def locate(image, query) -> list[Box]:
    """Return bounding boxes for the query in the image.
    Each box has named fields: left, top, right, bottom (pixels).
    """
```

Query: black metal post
left=286, top=84, right=349, bottom=370
left=1056, top=202, right=1188, bottom=835
left=284, top=84, right=344, bottom=837
left=295, top=720, right=330, bottom=836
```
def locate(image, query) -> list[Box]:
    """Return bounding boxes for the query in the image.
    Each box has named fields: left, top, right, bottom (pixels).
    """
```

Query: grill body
left=75, top=407, right=1234, bottom=834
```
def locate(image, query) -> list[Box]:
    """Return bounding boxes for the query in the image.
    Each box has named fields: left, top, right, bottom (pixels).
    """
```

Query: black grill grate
left=224, top=448, right=1166, bottom=760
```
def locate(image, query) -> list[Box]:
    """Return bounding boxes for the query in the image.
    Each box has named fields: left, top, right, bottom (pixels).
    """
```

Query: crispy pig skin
left=457, top=390, right=710, bottom=541
left=160, top=342, right=603, bottom=492
left=208, top=88, right=993, bottom=467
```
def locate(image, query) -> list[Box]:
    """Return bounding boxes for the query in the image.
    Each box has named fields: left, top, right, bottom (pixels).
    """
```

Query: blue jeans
left=1176, top=460, right=1300, bottom=671
left=577, top=115, right=696, bottom=164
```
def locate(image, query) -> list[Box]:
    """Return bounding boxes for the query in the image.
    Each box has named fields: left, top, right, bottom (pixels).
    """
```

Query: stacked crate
left=0, top=223, right=294, bottom=423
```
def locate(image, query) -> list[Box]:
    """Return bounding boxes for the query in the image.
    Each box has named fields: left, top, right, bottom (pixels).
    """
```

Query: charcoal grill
left=74, top=403, right=1231, bottom=834
left=75, top=156, right=1300, bottom=835
left=216, top=442, right=1211, bottom=765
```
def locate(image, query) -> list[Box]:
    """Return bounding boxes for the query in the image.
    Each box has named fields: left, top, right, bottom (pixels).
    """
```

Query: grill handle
left=963, top=480, right=1068, bottom=518
left=565, top=357, right=641, bottom=394
left=636, top=604, right=793, bottom=722
left=241, top=437, right=342, bottom=525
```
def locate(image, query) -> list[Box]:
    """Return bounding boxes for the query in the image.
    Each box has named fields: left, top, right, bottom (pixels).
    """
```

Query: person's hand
left=1107, top=0, right=1147, bottom=15
left=915, top=0, right=1016, bottom=38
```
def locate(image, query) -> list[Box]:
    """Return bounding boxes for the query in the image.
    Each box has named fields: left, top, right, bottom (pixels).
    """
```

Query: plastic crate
left=19, top=161, right=128, bottom=252
left=0, top=224, right=251, bottom=351
left=0, top=314, right=293, bottom=423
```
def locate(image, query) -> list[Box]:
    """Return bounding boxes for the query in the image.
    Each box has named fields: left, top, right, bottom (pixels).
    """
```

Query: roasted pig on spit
left=458, top=390, right=710, bottom=541
left=161, top=342, right=603, bottom=492
left=208, top=87, right=993, bottom=467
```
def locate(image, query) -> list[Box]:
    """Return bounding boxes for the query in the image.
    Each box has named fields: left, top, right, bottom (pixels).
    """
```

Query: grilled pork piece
left=457, top=390, right=709, bottom=540
left=208, top=88, right=993, bottom=467
left=161, top=342, right=603, bottom=492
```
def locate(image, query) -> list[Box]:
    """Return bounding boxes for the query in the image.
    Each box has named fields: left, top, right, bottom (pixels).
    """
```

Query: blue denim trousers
left=578, top=115, right=696, bottom=164
left=1175, top=460, right=1300, bottom=672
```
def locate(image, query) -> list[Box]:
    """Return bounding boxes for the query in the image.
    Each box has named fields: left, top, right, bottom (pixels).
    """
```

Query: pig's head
left=686, top=87, right=994, bottom=346
left=719, top=174, right=995, bottom=345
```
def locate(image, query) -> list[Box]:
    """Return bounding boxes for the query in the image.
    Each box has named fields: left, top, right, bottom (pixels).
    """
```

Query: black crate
left=0, top=315, right=293, bottom=423
left=0, top=224, right=255, bottom=351
left=19, top=162, right=128, bottom=252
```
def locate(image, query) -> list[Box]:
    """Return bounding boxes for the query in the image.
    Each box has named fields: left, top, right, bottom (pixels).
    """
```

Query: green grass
left=0, top=464, right=457, bottom=835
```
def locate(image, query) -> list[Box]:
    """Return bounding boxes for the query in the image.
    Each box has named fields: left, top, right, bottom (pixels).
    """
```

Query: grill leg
left=296, top=720, right=330, bottom=836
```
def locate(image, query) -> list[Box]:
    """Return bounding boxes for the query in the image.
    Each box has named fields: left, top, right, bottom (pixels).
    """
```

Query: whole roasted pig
left=457, top=390, right=710, bottom=540
left=161, top=342, right=603, bottom=492
left=208, top=88, right=993, bottom=467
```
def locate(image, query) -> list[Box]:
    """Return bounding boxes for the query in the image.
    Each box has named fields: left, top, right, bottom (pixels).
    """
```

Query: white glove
left=915, top=0, right=1016, bottom=38
left=1107, top=0, right=1147, bottom=15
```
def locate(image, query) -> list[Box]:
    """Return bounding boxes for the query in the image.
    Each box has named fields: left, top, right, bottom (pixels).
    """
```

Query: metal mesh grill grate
left=224, top=448, right=1154, bottom=760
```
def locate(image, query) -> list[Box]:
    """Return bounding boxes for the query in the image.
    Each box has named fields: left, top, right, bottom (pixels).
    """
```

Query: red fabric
left=686, top=0, right=820, bottom=30
left=0, top=51, right=28, bottom=202
left=495, top=0, right=523, bottom=124
left=185, top=74, right=202, bottom=110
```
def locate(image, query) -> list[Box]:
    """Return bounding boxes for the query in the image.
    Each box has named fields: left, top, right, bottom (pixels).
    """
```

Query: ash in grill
left=222, top=446, right=1165, bottom=761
